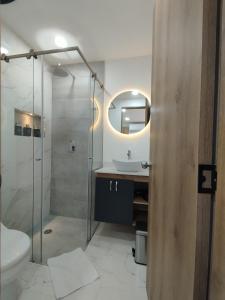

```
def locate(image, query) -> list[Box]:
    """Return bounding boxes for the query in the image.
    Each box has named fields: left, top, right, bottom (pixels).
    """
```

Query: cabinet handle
left=115, top=181, right=118, bottom=192
left=109, top=180, right=112, bottom=192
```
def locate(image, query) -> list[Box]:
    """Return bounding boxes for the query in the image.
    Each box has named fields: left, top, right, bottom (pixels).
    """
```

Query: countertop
left=95, top=167, right=149, bottom=177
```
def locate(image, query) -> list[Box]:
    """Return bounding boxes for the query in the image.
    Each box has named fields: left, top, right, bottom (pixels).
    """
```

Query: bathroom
left=1, top=0, right=152, bottom=299
left=1, top=1, right=225, bottom=300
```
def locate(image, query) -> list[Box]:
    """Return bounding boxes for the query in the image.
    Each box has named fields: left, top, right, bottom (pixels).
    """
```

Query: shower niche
left=14, top=108, right=42, bottom=137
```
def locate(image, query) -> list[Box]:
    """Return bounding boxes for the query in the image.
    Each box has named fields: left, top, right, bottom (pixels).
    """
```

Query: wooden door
left=146, top=0, right=219, bottom=299
left=209, top=1, right=225, bottom=299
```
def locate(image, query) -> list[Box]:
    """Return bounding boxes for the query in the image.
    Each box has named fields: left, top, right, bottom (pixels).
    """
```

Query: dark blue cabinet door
left=95, top=178, right=134, bottom=225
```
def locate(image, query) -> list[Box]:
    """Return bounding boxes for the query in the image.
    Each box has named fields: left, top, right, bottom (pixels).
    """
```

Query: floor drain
left=44, top=229, right=53, bottom=234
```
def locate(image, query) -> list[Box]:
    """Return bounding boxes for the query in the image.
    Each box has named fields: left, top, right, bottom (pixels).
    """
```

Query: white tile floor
left=18, top=223, right=148, bottom=300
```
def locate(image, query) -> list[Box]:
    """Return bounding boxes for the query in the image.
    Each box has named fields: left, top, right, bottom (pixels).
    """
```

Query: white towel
left=47, top=248, right=99, bottom=299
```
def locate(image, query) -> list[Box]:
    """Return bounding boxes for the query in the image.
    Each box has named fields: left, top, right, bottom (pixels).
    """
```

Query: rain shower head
left=53, top=66, right=69, bottom=78
left=53, top=64, right=75, bottom=80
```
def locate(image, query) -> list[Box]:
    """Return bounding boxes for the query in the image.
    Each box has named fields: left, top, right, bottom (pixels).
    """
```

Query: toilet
left=1, top=223, right=31, bottom=300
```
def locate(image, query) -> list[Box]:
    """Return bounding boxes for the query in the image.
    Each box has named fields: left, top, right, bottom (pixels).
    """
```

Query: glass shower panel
left=40, top=59, right=92, bottom=264
left=1, top=57, right=35, bottom=255
left=32, top=56, right=47, bottom=263
left=87, top=75, right=95, bottom=240
left=89, top=71, right=104, bottom=239
left=1, top=49, right=104, bottom=266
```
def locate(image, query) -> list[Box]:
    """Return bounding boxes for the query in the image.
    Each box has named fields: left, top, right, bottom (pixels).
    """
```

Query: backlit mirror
left=108, top=91, right=151, bottom=135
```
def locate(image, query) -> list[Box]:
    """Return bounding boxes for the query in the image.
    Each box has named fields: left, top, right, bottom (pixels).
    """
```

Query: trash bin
left=135, top=230, right=148, bottom=265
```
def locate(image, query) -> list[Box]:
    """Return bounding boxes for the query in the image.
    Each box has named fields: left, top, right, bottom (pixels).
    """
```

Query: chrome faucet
left=127, top=150, right=131, bottom=160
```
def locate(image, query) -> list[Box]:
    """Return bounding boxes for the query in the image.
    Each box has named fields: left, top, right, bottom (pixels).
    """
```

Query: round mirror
left=108, top=90, right=151, bottom=135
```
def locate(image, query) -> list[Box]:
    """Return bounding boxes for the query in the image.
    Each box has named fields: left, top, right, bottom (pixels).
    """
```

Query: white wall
left=103, top=56, right=151, bottom=164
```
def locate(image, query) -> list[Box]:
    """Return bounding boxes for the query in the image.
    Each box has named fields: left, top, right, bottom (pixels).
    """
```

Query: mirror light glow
left=132, top=90, right=139, bottom=96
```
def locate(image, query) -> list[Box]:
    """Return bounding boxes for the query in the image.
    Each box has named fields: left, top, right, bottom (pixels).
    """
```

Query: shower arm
left=0, top=46, right=110, bottom=95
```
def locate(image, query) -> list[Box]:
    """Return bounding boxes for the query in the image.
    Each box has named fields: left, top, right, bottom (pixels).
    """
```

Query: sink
left=112, top=159, right=143, bottom=172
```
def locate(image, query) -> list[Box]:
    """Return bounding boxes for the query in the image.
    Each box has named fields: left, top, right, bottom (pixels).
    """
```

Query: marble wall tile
left=1, top=25, right=52, bottom=233
left=50, top=62, right=104, bottom=221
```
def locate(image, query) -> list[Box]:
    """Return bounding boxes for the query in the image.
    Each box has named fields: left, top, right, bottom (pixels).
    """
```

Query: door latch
left=198, top=164, right=217, bottom=194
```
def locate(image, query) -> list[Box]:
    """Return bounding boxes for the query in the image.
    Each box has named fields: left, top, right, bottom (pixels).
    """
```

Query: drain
left=44, top=229, right=53, bottom=234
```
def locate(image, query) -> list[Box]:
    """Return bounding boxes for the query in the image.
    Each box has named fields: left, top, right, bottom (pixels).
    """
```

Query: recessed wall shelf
left=14, top=109, right=41, bottom=137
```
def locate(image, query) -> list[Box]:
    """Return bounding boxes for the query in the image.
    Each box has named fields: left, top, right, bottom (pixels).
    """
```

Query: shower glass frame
left=1, top=48, right=104, bottom=264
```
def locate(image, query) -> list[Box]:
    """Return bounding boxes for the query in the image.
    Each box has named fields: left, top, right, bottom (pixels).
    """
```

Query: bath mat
left=47, top=248, right=99, bottom=299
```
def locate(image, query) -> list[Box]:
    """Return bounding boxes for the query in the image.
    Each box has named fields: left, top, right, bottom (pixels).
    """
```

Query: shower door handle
left=35, top=158, right=42, bottom=161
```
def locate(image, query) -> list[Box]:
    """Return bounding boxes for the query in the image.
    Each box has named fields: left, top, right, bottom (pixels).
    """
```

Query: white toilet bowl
left=1, top=223, right=31, bottom=300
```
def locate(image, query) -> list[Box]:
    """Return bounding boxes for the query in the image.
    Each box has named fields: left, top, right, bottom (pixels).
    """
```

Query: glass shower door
left=1, top=57, right=35, bottom=258
left=32, top=56, right=47, bottom=263
left=1, top=52, right=104, bottom=265
left=39, top=58, right=93, bottom=264
left=88, top=68, right=104, bottom=240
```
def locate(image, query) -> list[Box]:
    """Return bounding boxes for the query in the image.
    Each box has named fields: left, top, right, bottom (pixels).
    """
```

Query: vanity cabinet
left=95, top=178, right=134, bottom=225
left=94, top=170, right=149, bottom=226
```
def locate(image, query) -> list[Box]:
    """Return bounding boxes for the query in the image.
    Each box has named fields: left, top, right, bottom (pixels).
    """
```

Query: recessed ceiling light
left=55, top=35, right=68, bottom=48
left=125, top=117, right=130, bottom=121
left=122, top=108, right=126, bottom=113
left=132, top=90, right=139, bottom=96
left=0, top=47, right=9, bottom=55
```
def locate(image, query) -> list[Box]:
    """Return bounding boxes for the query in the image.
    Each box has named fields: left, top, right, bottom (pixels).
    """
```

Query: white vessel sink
left=112, top=159, right=143, bottom=172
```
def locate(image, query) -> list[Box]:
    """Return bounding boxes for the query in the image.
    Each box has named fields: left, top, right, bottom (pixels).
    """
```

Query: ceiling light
left=122, top=108, right=126, bottom=113
left=0, top=47, right=9, bottom=55
left=54, top=35, right=68, bottom=48
left=125, top=117, right=130, bottom=121
left=132, top=90, right=139, bottom=96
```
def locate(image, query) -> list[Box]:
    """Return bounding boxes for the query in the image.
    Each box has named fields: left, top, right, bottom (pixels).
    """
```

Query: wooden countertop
left=95, top=167, right=149, bottom=183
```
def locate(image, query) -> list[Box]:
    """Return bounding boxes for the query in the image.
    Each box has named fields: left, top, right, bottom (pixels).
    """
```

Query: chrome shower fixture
left=53, top=64, right=76, bottom=80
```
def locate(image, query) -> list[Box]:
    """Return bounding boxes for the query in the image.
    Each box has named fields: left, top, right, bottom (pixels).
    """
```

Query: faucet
left=127, top=150, right=131, bottom=160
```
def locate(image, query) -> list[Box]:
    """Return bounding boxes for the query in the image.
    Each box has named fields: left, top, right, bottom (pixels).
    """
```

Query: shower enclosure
left=0, top=47, right=104, bottom=264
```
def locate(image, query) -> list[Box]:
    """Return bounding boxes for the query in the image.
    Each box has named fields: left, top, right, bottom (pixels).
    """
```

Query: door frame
left=209, top=0, right=225, bottom=299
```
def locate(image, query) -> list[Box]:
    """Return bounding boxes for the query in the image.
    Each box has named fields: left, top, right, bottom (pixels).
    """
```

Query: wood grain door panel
left=146, top=0, right=219, bottom=299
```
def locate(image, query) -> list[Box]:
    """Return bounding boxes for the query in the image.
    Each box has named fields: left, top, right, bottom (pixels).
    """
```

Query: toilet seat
left=1, top=224, right=31, bottom=272
left=1, top=223, right=31, bottom=286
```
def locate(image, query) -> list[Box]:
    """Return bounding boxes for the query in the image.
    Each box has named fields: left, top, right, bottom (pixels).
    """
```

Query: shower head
left=53, top=64, right=75, bottom=80
left=53, top=66, right=69, bottom=77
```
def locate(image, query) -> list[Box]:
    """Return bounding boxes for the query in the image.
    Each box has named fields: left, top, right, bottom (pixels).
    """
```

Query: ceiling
left=0, top=0, right=153, bottom=65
